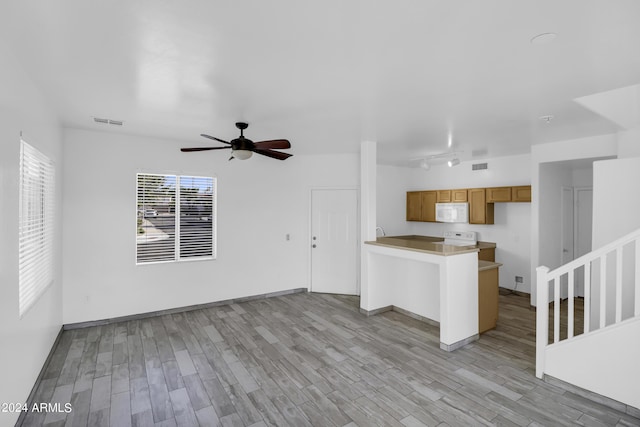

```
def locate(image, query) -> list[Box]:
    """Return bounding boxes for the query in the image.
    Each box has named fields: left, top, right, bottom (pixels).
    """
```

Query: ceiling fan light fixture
left=232, top=149, right=253, bottom=160
left=448, top=158, right=460, bottom=167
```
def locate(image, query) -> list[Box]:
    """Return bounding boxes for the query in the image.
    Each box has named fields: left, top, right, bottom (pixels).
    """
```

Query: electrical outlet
left=515, top=276, right=523, bottom=283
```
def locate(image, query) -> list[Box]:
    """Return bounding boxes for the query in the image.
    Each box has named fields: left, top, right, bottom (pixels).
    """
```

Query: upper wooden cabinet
left=406, top=191, right=422, bottom=221
left=437, top=190, right=451, bottom=203
left=452, top=189, right=468, bottom=202
left=512, top=185, right=531, bottom=202
left=469, top=188, right=494, bottom=224
left=406, top=185, right=528, bottom=223
left=421, top=191, right=437, bottom=222
left=486, top=187, right=512, bottom=203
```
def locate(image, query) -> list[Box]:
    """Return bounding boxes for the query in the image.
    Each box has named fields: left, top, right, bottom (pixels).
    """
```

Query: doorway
left=310, top=189, right=359, bottom=295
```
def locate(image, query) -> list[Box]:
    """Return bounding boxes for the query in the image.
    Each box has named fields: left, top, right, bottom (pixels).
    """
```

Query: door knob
left=312, top=244, right=317, bottom=248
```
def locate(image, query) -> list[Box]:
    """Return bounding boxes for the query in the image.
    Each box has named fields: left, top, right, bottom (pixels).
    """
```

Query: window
left=19, top=139, right=55, bottom=317
left=136, top=173, right=216, bottom=264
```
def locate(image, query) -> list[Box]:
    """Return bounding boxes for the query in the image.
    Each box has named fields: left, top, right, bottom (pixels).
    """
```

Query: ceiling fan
left=181, top=122, right=292, bottom=161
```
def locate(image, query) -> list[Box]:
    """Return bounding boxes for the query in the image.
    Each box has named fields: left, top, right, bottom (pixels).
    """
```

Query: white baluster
left=616, top=247, right=622, bottom=323
left=536, top=266, right=550, bottom=379
left=554, top=276, right=560, bottom=343
left=600, top=255, right=607, bottom=329
left=568, top=269, right=574, bottom=339
left=636, top=239, right=640, bottom=318
left=584, top=262, right=591, bottom=334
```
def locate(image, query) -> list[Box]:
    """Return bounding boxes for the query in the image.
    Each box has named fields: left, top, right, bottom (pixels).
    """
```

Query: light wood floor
left=20, top=292, right=639, bottom=427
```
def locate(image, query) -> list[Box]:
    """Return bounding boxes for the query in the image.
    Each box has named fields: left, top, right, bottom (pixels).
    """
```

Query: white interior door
left=311, top=189, right=358, bottom=295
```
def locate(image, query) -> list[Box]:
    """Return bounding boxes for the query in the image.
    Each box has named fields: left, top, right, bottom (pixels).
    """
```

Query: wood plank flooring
left=20, top=292, right=639, bottom=427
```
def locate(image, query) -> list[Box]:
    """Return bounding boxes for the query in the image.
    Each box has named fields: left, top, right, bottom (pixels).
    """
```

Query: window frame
left=136, top=172, right=216, bottom=265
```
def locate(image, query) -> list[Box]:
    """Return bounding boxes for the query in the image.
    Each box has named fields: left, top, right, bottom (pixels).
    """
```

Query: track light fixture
left=411, top=151, right=461, bottom=170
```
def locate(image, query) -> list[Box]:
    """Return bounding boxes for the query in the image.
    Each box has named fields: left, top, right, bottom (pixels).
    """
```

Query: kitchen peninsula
left=361, top=235, right=485, bottom=351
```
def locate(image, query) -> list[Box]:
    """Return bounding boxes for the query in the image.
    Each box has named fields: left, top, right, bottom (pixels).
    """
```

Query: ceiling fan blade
left=254, top=148, right=293, bottom=161
left=181, top=146, right=232, bottom=152
left=254, top=139, right=291, bottom=150
left=200, top=134, right=231, bottom=144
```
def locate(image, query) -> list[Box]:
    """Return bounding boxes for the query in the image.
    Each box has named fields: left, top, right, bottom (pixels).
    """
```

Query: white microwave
left=435, top=203, right=469, bottom=223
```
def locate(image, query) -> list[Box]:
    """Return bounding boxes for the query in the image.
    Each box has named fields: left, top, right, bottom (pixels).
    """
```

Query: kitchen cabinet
left=406, top=185, right=529, bottom=222
left=511, top=185, right=531, bottom=202
left=478, top=247, right=495, bottom=262
left=406, top=191, right=422, bottom=221
left=486, top=186, right=512, bottom=202
left=469, top=188, right=494, bottom=224
left=421, top=191, right=437, bottom=222
left=478, top=262, right=501, bottom=333
left=437, top=190, right=451, bottom=202
left=452, top=189, right=468, bottom=202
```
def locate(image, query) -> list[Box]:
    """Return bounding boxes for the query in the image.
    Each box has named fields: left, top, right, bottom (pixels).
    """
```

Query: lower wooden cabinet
left=479, top=266, right=500, bottom=333
left=478, top=247, right=495, bottom=262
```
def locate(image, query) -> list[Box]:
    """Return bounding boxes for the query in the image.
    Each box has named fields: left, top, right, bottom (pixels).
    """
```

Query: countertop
left=365, top=235, right=482, bottom=256
left=478, top=260, right=503, bottom=271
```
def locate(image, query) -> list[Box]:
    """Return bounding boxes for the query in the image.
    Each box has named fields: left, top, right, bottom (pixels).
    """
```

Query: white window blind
left=19, top=139, right=55, bottom=317
left=136, top=173, right=215, bottom=264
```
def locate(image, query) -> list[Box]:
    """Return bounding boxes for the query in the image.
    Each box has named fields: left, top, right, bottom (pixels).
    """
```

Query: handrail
left=536, top=227, right=640, bottom=379
left=546, top=227, right=640, bottom=279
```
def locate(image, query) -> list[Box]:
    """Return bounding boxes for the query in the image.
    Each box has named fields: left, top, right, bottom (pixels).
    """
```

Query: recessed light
left=530, top=32, right=557, bottom=45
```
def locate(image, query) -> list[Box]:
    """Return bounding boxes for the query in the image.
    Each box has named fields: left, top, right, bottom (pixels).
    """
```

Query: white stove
left=442, top=230, right=478, bottom=246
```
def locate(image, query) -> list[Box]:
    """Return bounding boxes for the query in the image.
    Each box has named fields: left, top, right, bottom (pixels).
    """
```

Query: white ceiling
left=2, top=1, right=640, bottom=165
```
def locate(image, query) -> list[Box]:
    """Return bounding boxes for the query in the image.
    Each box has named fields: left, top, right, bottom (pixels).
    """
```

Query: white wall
left=538, top=162, right=573, bottom=273
left=376, top=165, right=412, bottom=236
left=617, top=127, right=640, bottom=158
left=62, top=129, right=359, bottom=324
left=545, top=317, right=640, bottom=410
left=377, top=155, right=532, bottom=293
left=592, top=157, right=640, bottom=324
left=0, top=40, right=63, bottom=426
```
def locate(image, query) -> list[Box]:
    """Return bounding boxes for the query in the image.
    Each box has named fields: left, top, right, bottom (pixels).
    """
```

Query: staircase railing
left=536, top=227, right=640, bottom=378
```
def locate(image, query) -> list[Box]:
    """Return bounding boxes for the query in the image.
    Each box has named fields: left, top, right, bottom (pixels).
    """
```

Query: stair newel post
left=536, top=266, right=550, bottom=379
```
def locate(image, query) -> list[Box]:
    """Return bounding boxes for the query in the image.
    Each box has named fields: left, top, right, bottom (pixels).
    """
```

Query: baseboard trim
left=543, top=374, right=640, bottom=417
left=16, top=326, right=64, bottom=427
left=360, top=305, right=439, bottom=327
left=440, top=334, right=479, bottom=352
left=359, top=305, right=393, bottom=316
left=391, top=306, right=440, bottom=327
left=63, top=287, right=308, bottom=330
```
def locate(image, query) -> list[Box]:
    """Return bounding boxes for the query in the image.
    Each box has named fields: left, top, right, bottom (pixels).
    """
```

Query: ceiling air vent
left=472, top=162, right=488, bottom=171
left=94, top=117, right=123, bottom=126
